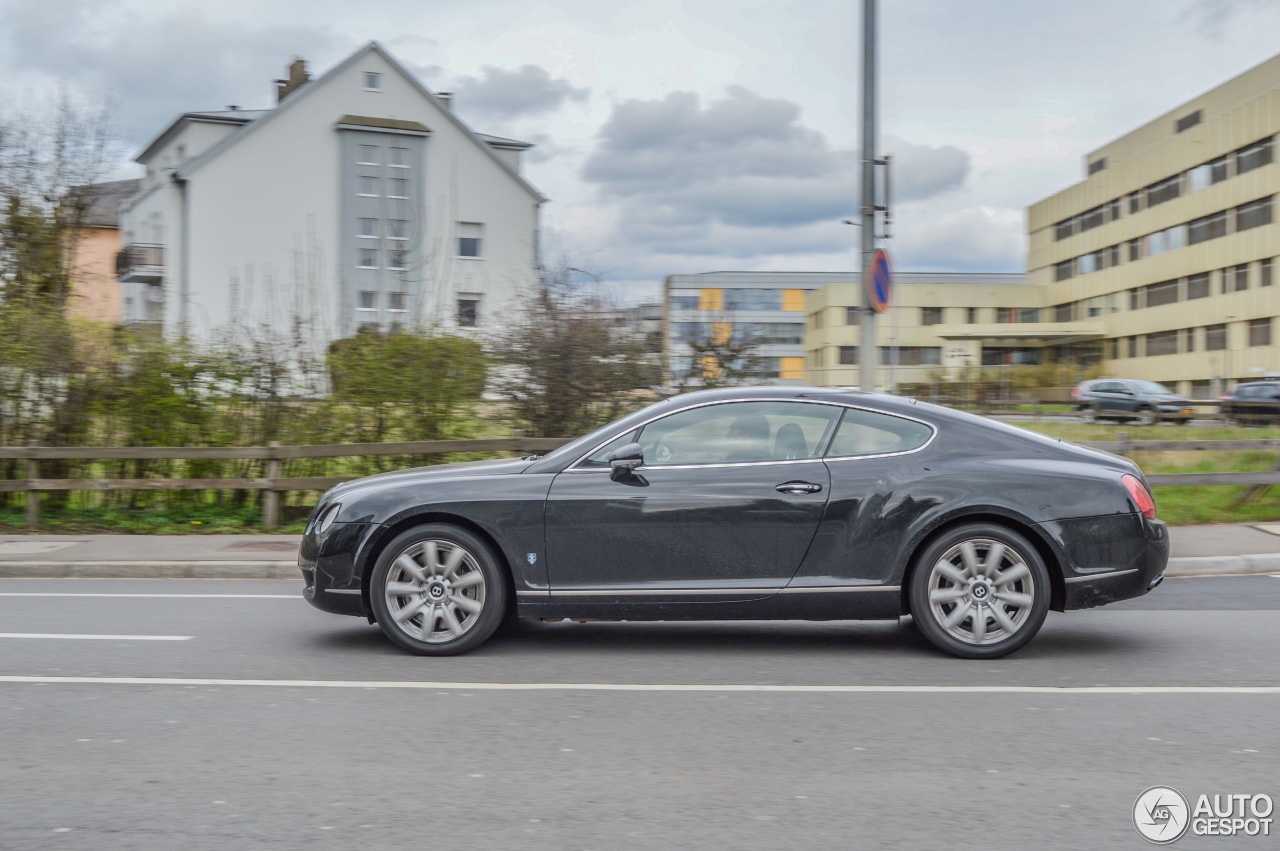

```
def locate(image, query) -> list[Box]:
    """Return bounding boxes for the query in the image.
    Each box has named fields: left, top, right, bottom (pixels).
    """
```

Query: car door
left=543, top=400, right=841, bottom=600
left=1093, top=382, right=1122, bottom=416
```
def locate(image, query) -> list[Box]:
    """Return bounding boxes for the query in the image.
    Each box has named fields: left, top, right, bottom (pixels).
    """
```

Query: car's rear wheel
left=1077, top=406, right=1096, bottom=424
left=1135, top=407, right=1156, bottom=426
left=369, top=524, right=508, bottom=656
left=908, top=524, right=1051, bottom=659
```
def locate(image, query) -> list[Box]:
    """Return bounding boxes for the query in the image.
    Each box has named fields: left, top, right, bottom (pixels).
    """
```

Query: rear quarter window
left=825, top=408, right=933, bottom=458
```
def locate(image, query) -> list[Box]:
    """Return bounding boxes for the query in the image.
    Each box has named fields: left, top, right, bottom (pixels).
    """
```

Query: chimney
left=275, top=58, right=310, bottom=103
left=436, top=92, right=453, bottom=111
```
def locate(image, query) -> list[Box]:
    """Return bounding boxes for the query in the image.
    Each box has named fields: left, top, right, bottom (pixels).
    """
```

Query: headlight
left=316, top=503, right=341, bottom=533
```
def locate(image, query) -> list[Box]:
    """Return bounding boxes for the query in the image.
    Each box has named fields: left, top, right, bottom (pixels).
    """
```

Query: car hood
left=324, top=457, right=536, bottom=504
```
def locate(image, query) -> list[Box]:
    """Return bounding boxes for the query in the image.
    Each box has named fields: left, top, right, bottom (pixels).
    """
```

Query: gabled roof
left=135, top=110, right=266, bottom=164
left=73, top=179, right=142, bottom=227
left=174, top=42, right=546, bottom=203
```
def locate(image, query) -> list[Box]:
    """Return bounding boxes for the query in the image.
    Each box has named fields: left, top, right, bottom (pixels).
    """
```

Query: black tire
left=1135, top=407, right=1156, bottom=426
left=1077, top=406, right=1096, bottom=424
left=908, top=523, right=1052, bottom=659
left=369, top=523, right=509, bottom=656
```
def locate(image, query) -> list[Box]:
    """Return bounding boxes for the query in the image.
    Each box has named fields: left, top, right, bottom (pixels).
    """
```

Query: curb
left=0, top=561, right=299, bottom=580
left=0, top=558, right=1278, bottom=580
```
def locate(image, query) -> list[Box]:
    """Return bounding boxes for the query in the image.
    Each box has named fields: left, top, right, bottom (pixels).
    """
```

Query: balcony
left=116, top=243, right=165, bottom=282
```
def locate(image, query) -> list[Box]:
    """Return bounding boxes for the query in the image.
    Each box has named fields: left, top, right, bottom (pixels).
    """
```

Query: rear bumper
left=1036, top=514, right=1169, bottom=610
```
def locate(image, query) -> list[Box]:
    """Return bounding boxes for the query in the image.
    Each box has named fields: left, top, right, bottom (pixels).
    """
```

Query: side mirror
left=608, top=442, right=645, bottom=480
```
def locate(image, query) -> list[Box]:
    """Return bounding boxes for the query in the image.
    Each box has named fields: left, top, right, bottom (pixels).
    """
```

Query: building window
left=1078, top=204, right=1105, bottom=232
left=389, top=147, right=409, bottom=168
left=358, top=144, right=379, bottom=165
left=1019, top=307, right=1039, bottom=323
left=1210, top=155, right=1229, bottom=184
left=1183, top=327, right=1196, bottom=353
left=358, top=290, right=377, bottom=310
left=388, top=177, right=408, bottom=198
left=1236, top=197, right=1272, bottom=232
left=1234, top=264, right=1249, bottom=291
left=1128, top=191, right=1142, bottom=215
left=845, top=306, right=857, bottom=325
left=1189, top=210, right=1228, bottom=244
left=1188, top=162, right=1211, bottom=193
left=839, top=346, right=858, bottom=365
left=1054, top=302, right=1074, bottom=323
left=1130, top=288, right=1141, bottom=311
left=1128, top=336, right=1138, bottom=358
left=1145, top=279, right=1179, bottom=308
left=1205, top=324, right=1227, bottom=351
left=387, top=250, right=407, bottom=270
left=358, top=218, right=378, bottom=238
left=967, top=307, right=978, bottom=324
left=1263, top=259, right=1274, bottom=287
left=458, top=222, right=483, bottom=258
left=882, top=346, right=941, bottom=366
left=357, top=176, right=379, bottom=196
left=1145, top=174, right=1181, bottom=208
left=1175, top=110, right=1202, bottom=133
left=1128, top=238, right=1142, bottom=262
left=364, top=71, right=382, bottom=90
left=1249, top=318, right=1272, bottom=347
left=921, top=307, right=943, bottom=326
left=1146, top=329, right=1179, bottom=356
left=981, top=347, right=1041, bottom=366
left=1108, top=244, right=1121, bottom=268
left=388, top=292, right=407, bottom=312
left=1187, top=272, right=1210, bottom=299
left=1054, top=218, right=1074, bottom=241
left=357, top=247, right=377, bottom=268
left=670, top=295, right=699, bottom=310
left=1087, top=157, right=1106, bottom=175
left=1235, top=137, right=1273, bottom=176
left=1054, top=258, right=1074, bottom=282
left=387, top=219, right=407, bottom=240
left=457, top=297, right=479, bottom=327
left=1107, top=198, right=1121, bottom=222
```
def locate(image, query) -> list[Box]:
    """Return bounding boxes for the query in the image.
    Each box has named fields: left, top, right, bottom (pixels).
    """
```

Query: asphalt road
left=1, top=576, right=1278, bottom=850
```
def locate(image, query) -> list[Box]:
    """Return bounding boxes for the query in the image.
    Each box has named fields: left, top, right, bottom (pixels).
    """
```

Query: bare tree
left=670, top=310, right=765, bottom=390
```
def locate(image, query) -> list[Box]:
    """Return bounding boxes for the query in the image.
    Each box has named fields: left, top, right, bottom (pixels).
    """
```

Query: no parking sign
left=867, top=248, right=892, bottom=314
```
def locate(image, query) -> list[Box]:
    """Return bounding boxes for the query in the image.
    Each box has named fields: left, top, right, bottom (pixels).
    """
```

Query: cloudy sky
left=4, top=0, right=1280, bottom=300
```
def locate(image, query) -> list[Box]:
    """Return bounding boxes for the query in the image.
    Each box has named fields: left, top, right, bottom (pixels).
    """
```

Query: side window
left=825, top=408, right=932, bottom=458
left=632, top=401, right=841, bottom=466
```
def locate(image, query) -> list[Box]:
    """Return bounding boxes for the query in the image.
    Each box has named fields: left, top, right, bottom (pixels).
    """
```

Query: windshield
left=1130, top=380, right=1174, bottom=394
left=525, top=397, right=677, bottom=464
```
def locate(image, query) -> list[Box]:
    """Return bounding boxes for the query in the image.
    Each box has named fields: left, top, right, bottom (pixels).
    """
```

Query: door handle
left=776, top=481, right=822, bottom=495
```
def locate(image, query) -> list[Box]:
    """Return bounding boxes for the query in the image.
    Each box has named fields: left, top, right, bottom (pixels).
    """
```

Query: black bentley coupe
left=300, top=387, right=1168, bottom=659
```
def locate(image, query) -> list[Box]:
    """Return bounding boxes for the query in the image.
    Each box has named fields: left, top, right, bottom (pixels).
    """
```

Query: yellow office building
left=802, top=53, right=1280, bottom=395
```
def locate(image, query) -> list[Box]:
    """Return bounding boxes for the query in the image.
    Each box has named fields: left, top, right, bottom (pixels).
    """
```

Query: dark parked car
left=1071, top=378, right=1195, bottom=425
left=1220, top=379, right=1280, bottom=425
left=300, top=387, right=1168, bottom=660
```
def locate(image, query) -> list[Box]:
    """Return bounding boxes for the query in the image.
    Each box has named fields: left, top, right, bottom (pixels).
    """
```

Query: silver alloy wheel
left=383, top=539, right=487, bottom=643
left=926, top=538, right=1036, bottom=646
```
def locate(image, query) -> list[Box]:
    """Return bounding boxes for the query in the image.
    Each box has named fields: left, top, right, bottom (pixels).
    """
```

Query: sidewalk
left=1, top=525, right=1279, bottom=579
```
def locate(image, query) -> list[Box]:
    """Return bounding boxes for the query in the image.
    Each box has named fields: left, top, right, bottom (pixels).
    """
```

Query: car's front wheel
left=369, top=524, right=509, bottom=656
left=908, top=523, right=1051, bottom=659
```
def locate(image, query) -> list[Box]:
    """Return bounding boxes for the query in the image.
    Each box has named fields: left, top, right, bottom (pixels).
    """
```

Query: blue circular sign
left=868, top=248, right=892, bottom=314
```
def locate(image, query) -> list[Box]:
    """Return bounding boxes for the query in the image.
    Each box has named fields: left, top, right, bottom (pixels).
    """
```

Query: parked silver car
left=1071, top=379, right=1195, bottom=425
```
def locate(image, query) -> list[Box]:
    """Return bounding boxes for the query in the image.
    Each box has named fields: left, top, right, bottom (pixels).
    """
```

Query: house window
left=387, top=250, right=407, bottom=270
left=358, top=248, right=377, bottom=268
left=387, top=219, right=407, bottom=240
left=457, top=297, right=479, bottom=327
left=388, top=177, right=408, bottom=198
left=838, top=346, right=858, bottom=365
left=357, top=176, right=378, bottom=196
left=388, top=292, right=407, bottom=312
left=358, top=218, right=378, bottom=238
left=921, top=307, right=943, bottom=326
left=364, top=72, right=382, bottom=90
left=1205, top=324, right=1227, bottom=351
left=458, top=222, right=483, bottom=258
left=358, top=145, right=379, bottom=165
left=1249, top=318, right=1272, bottom=347
left=389, top=147, right=409, bottom=167
left=358, top=290, right=377, bottom=310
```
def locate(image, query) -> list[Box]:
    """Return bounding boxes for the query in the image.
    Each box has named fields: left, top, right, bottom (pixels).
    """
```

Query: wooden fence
left=2, top=434, right=1278, bottom=531
left=0, top=438, right=572, bottom=531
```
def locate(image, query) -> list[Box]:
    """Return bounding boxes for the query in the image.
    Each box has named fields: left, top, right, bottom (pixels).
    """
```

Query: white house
left=118, top=42, right=545, bottom=345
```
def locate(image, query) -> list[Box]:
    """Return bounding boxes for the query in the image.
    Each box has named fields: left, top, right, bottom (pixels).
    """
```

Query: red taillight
left=1122, top=473, right=1157, bottom=520
left=1071, top=387, right=1082, bottom=398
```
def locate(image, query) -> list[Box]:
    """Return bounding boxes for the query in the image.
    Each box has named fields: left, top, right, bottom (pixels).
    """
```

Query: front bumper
left=299, top=521, right=378, bottom=616
left=1037, top=514, right=1169, bottom=610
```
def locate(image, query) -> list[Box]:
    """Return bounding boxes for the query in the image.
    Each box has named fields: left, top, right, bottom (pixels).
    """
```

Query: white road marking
left=0, top=676, right=1276, bottom=693
left=0, top=593, right=295, bottom=599
left=0, top=634, right=193, bottom=641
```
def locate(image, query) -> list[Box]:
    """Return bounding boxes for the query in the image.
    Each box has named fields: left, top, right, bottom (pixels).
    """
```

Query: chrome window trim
left=564, top=397, right=936, bottom=472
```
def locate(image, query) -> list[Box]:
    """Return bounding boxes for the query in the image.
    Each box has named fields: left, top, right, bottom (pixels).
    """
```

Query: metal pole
left=858, top=0, right=877, bottom=392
